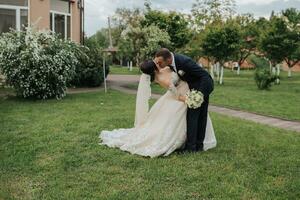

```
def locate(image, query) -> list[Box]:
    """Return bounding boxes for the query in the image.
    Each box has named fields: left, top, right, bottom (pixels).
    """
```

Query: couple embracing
left=99, top=48, right=216, bottom=158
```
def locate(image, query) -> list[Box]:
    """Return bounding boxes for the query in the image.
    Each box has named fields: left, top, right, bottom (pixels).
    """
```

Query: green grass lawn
left=110, top=65, right=141, bottom=75
left=0, top=90, right=299, bottom=199
left=126, top=69, right=300, bottom=121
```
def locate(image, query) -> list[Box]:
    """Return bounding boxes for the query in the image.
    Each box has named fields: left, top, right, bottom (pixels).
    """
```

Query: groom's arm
left=182, top=58, right=206, bottom=78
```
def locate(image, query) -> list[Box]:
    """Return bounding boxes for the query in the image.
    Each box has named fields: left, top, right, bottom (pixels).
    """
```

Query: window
left=50, top=0, right=71, bottom=39
left=20, top=9, right=28, bottom=30
left=0, top=9, right=16, bottom=32
left=0, top=0, right=28, bottom=6
left=0, top=0, right=28, bottom=34
left=50, top=0, right=70, bottom=14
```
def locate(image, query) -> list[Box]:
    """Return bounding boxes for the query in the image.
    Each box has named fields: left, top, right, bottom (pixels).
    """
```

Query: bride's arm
left=155, top=79, right=186, bottom=102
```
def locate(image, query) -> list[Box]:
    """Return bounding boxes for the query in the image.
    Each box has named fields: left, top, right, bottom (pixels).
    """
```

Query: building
left=0, top=0, right=84, bottom=43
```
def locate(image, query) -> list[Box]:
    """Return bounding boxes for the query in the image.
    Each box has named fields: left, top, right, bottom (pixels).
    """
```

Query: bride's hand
left=178, top=95, right=187, bottom=102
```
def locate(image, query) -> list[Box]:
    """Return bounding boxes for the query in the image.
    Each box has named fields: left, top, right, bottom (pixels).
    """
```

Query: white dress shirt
left=171, top=52, right=177, bottom=72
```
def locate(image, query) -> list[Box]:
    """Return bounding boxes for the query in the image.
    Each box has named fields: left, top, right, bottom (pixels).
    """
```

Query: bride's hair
left=139, top=60, right=158, bottom=82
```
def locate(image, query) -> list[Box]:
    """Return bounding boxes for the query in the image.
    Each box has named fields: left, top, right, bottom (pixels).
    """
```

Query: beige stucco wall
left=29, top=0, right=50, bottom=30
left=28, top=0, right=82, bottom=43
left=71, top=1, right=81, bottom=43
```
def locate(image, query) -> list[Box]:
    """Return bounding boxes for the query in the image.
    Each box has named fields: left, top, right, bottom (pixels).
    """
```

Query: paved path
left=67, top=87, right=104, bottom=94
left=107, top=74, right=300, bottom=133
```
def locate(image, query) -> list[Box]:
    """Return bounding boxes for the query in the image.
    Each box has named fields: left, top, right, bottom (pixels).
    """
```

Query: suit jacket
left=174, top=53, right=214, bottom=96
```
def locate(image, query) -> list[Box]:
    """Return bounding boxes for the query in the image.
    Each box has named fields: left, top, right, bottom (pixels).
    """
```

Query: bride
left=99, top=60, right=217, bottom=158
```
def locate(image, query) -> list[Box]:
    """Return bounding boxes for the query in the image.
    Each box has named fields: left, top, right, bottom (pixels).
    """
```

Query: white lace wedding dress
left=99, top=71, right=217, bottom=158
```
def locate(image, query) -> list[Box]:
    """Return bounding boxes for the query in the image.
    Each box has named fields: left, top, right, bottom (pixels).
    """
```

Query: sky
left=84, top=0, right=300, bottom=36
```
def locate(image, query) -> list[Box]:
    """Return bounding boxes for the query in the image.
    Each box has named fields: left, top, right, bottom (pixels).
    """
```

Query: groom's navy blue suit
left=172, top=53, right=214, bottom=151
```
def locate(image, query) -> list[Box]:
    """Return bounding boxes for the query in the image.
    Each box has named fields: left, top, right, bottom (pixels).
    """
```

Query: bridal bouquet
left=185, top=89, right=204, bottom=109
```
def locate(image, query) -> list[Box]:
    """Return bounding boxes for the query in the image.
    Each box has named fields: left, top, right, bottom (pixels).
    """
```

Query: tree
left=86, top=29, right=109, bottom=50
left=260, top=16, right=299, bottom=83
left=142, top=10, right=191, bottom=50
left=117, top=36, right=134, bottom=66
left=191, top=0, right=236, bottom=30
left=112, top=8, right=143, bottom=30
left=201, top=23, right=241, bottom=84
left=282, top=8, right=300, bottom=77
left=229, top=14, right=259, bottom=75
left=119, top=25, right=170, bottom=66
left=140, top=25, right=171, bottom=59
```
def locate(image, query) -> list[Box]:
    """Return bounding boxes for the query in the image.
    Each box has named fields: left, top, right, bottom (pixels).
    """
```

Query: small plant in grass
left=0, top=27, right=80, bottom=99
left=254, top=68, right=277, bottom=90
left=251, top=55, right=277, bottom=90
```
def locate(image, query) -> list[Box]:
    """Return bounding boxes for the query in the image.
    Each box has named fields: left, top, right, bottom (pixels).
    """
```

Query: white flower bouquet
left=185, top=89, right=204, bottom=109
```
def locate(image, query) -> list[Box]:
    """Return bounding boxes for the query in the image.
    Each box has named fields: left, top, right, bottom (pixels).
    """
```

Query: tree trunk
left=120, top=56, right=123, bottom=66
left=288, top=67, right=292, bottom=77
left=219, top=65, right=224, bottom=85
left=216, top=62, right=220, bottom=81
left=276, top=64, right=280, bottom=76
left=269, top=61, right=272, bottom=72
left=127, top=61, right=130, bottom=70
left=276, top=64, right=280, bottom=84
left=237, top=63, right=240, bottom=75
left=130, top=61, right=133, bottom=71
left=209, top=62, right=214, bottom=80
left=272, top=66, right=276, bottom=75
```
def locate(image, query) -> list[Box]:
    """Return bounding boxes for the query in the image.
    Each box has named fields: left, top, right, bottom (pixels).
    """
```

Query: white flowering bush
left=69, top=39, right=109, bottom=87
left=0, top=28, right=80, bottom=99
left=185, top=89, right=204, bottom=109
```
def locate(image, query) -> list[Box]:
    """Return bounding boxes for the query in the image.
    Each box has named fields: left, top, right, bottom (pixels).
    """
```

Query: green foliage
left=119, top=24, right=170, bottom=64
left=250, top=54, right=277, bottom=90
left=254, top=68, right=277, bottom=90
left=141, top=25, right=171, bottom=58
left=201, top=23, right=241, bottom=64
left=0, top=28, right=79, bottom=99
left=249, top=54, right=269, bottom=68
left=229, top=14, right=259, bottom=64
left=85, top=30, right=109, bottom=50
left=282, top=8, right=300, bottom=31
left=142, top=10, right=191, bottom=49
left=69, top=46, right=108, bottom=87
left=281, top=8, right=300, bottom=68
left=260, top=16, right=299, bottom=65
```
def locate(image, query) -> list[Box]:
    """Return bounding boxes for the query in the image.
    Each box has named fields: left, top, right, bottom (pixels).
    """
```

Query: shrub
left=0, top=28, right=80, bottom=99
left=250, top=55, right=277, bottom=90
left=254, top=68, right=277, bottom=90
left=69, top=38, right=109, bottom=88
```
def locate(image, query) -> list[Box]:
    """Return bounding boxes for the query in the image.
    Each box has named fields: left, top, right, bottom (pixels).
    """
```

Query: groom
left=154, top=48, right=214, bottom=152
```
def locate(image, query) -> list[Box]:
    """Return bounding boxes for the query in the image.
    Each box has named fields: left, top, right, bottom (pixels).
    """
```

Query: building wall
left=28, top=0, right=82, bottom=43
left=29, top=0, right=50, bottom=30
left=71, top=1, right=81, bottom=43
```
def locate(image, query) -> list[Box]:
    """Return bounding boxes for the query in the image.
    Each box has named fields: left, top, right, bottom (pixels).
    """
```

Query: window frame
left=50, top=9, right=72, bottom=40
left=0, top=4, right=29, bottom=31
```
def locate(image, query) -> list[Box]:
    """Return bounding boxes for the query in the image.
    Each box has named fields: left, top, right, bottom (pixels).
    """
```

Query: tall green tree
left=142, top=10, right=190, bottom=50
left=119, top=25, right=170, bottom=66
left=201, top=23, right=241, bottom=84
left=86, top=29, right=109, bottom=50
left=260, top=16, right=299, bottom=82
left=282, top=8, right=300, bottom=77
left=229, top=14, right=260, bottom=75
